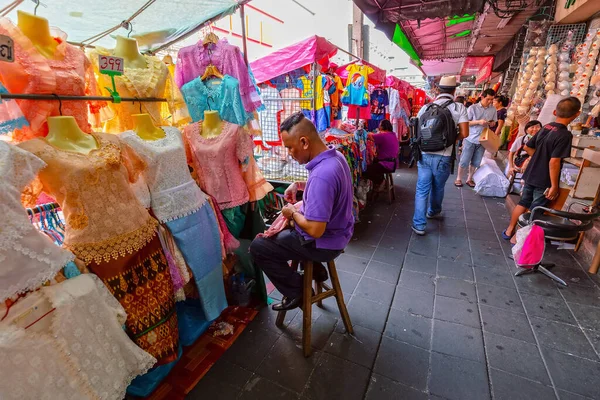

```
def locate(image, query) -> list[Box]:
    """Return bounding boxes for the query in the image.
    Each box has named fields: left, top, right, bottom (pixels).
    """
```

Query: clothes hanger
left=207, top=95, right=215, bottom=111
left=52, top=93, right=63, bottom=116
left=203, top=32, right=220, bottom=46
left=201, top=63, right=224, bottom=81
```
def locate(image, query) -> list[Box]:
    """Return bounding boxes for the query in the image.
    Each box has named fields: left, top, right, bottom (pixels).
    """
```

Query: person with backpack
left=502, top=97, right=581, bottom=241
left=411, top=76, right=469, bottom=236
left=455, top=88, right=497, bottom=188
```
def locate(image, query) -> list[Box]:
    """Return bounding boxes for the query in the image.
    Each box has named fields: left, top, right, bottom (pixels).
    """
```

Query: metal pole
left=0, top=93, right=167, bottom=102
left=312, top=62, right=317, bottom=116
left=240, top=4, right=249, bottom=66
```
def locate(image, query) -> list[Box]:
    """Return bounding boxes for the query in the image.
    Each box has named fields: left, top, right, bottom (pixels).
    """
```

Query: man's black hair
left=556, top=97, right=582, bottom=118
left=482, top=88, right=496, bottom=98
left=280, top=111, right=305, bottom=133
left=455, top=96, right=466, bottom=104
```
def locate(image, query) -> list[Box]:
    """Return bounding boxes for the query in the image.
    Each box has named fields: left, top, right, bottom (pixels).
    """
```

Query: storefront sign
left=0, top=35, right=14, bottom=63
left=475, top=57, right=494, bottom=86
left=555, top=0, right=600, bottom=24
left=98, top=55, right=124, bottom=75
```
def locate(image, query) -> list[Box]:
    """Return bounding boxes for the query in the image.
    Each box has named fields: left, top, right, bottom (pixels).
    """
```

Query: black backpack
left=416, top=100, right=458, bottom=152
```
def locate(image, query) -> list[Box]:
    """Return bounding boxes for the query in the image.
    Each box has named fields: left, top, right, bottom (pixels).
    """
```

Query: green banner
left=392, top=24, right=422, bottom=67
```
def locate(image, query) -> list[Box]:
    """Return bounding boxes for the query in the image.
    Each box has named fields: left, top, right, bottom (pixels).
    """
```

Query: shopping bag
left=480, top=128, right=501, bottom=153
left=512, top=225, right=545, bottom=268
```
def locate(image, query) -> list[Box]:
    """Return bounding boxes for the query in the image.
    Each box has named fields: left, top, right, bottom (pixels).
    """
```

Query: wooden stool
left=385, top=173, right=395, bottom=204
left=275, top=259, right=354, bottom=357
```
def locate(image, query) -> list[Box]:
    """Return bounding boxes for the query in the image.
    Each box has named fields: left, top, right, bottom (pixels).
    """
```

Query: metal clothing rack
left=26, top=202, right=60, bottom=216
left=0, top=93, right=167, bottom=103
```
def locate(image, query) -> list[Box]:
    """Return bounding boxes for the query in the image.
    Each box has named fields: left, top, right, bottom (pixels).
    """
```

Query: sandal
left=454, top=180, right=463, bottom=187
left=466, top=180, right=475, bottom=188
left=502, top=229, right=514, bottom=241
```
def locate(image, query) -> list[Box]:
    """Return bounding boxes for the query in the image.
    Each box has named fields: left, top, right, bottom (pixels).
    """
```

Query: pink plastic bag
left=512, top=225, right=545, bottom=268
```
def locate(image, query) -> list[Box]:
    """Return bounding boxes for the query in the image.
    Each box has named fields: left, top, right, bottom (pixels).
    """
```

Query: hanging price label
left=98, top=55, right=124, bottom=75
left=0, top=35, right=14, bottom=63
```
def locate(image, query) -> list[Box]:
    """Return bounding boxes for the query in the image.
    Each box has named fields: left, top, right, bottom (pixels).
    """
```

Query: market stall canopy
left=421, top=58, right=465, bottom=77
left=3, top=0, right=246, bottom=51
left=249, top=36, right=338, bottom=84
left=385, top=75, right=413, bottom=93
left=336, top=60, right=386, bottom=85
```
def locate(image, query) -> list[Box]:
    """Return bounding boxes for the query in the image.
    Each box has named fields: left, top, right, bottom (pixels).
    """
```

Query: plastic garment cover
left=474, top=155, right=510, bottom=197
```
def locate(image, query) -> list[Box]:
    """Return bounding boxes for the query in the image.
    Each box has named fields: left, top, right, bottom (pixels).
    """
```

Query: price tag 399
left=99, top=55, right=124, bottom=75
left=0, top=35, right=14, bottom=63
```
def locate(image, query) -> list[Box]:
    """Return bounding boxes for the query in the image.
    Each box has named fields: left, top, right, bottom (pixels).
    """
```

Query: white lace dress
left=0, top=274, right=156, bottom=399
left=120, top=127, right=208, bottom=223
left=0, top=141, right=74, bottom=302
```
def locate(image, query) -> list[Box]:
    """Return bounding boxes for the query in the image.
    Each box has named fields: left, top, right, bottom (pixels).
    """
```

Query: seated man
left=250, top=112, right=354, bottom=311
left=502, top=97, right=581, bottom=240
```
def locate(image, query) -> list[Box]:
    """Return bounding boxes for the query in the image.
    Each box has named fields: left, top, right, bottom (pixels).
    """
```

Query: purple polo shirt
left=296, top=146, right=355, bottom=250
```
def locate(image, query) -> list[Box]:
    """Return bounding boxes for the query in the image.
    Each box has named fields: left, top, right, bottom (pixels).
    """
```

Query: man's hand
left=546, top=186, right=559, bottom=201
left=479, top=119, right=489, bottom=126
left=281, top=204, right=296, bottom=220
left=284, top=183, right=298, bottom=203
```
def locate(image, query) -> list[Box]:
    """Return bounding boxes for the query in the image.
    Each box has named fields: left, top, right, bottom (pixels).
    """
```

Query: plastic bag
left=474, top=157, right=510, bottom=197
left=512, top=225, right=546, bottom=268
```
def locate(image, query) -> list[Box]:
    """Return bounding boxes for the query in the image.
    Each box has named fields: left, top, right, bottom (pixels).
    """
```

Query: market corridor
left=187, top=166, right=600, bottom=400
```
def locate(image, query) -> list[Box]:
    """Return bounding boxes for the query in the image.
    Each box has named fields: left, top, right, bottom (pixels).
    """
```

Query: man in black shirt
left=502, top=97, right=581, bottom=240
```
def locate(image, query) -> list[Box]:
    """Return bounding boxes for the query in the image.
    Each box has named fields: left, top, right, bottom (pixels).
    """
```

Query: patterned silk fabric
left=18, top=133, right=157, bottom=265
left=184, top=122, right=254, bottom=210
left=0, top=141, right=74, bottom=302
left=89, top=49, right=190, bottom=133
left=0, top=274, right=156, bottom=399
left=120, top=126, right=208, bottom=223
left=0, top=19, right=105, bottom=143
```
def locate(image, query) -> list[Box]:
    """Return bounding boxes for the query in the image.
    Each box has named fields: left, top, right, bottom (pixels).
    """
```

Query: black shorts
left=518, top=184, right=549, bottom=210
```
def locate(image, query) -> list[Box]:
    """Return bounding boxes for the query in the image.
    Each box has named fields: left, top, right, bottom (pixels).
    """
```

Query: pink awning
left=250, top=36, right=338, bottom=84
left=421, top=58, right=465, bottom=77
left=336, top=60, right=386, bottom=85
left=385, top=76, right=414, bottom=93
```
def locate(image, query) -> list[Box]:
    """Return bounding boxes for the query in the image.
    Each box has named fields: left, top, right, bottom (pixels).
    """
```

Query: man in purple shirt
left=250, top=112, right=354, bottom=311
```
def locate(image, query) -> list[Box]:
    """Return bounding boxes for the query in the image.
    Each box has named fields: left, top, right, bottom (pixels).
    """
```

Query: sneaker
left=411, top=225, right=426, bottom=236
left=426, top=211, right=443, bottom=219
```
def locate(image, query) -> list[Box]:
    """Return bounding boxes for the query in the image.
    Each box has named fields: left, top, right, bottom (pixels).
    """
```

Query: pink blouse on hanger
left=183, top=122, right=253, bottom=210
left=175, top=39, right=261, bottom=113
left=0, top=18, right=105, bottom=143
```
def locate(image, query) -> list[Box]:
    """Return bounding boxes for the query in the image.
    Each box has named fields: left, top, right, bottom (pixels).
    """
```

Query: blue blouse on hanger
left=181, top=75, right=253, bottom=125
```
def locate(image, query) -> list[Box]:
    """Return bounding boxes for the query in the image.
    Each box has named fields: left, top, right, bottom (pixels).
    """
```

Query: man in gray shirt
left=455, top=89, right=497, bottom=187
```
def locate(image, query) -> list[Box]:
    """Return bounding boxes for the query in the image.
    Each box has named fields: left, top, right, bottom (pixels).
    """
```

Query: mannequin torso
left=202, top=111, right=223, bottom=138
left=132, top=113, right=165, bottom=141
left=17, top=11, right=61, bottom=60
left=45, top=116, right=98, bottom=154
left=113, top=36, right=147, bottom=69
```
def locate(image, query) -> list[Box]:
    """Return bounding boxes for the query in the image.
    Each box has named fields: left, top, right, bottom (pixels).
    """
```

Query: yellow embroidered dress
left=18, top=133, right=180, bottom=365
left=89, top=49, right=190, bottom=133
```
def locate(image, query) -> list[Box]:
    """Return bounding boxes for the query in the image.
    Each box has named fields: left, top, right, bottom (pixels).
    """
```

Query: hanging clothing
left=370, top=88, right=389, bottom=121
left=0, top=141, right=75, bottom=302
left=0, top=274, right=156, bottom=400
left=296, top=75, right=330, bottom=132
left=184, top=122, right=253, bottom=210
left=90, top=49, right=189, bottom=133
left=258, top=86, right=283, bottom=143
left=0, top=83, right=28, bottom=135
left=280, top=87, right=302, bottom=121
left=242, top=155, right=273, bottom=202
left=18, top=133, right=180, bottom=364
left=175, top=39, right=261, bottom=113
left=341, top=64, right=374, bottom=107
left=181, top=75, right=252, bottom=126
left=120, top=127, right=227, bottom=320
left=296, top=75, right=315, bottom=110
left=0, top=19, right=105, bottom=142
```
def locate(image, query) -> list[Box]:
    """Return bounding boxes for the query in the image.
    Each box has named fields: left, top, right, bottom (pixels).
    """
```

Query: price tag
left=98, top=55, right=124, bottom=75
left=0, top=35, right=14, bottom=63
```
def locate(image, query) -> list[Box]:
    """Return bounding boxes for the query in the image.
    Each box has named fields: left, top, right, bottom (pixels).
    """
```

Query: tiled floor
left=187, top=167, right=600, bottom=400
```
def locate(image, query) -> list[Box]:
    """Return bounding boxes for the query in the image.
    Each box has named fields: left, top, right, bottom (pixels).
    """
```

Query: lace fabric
left=175, top=39, right=262, bottom=113
left=0, top=274, right=156, bottom=400
left=181, top=75, right=252, bottom=126
left=120, top=127, right=208, bottom=222
left=0, top=141, right=75, bottom=302
left=18, top=133, right=157, bottom=265
left=89, top=48, right=190, bottom=134
left=0, top=19, right=106, bottom=143
left=183, top=122, right=252, bottom=210
left=0, top=83, right=29, bottom=135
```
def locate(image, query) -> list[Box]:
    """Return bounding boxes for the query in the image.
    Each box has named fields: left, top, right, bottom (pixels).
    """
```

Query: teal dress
left=181, top=75, right=253, bottom=125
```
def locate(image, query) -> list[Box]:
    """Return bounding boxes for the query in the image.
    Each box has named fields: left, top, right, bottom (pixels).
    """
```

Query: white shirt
left=466, top=102, right=498, bottom=144
left=417, top=93, right=468, bottom=156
